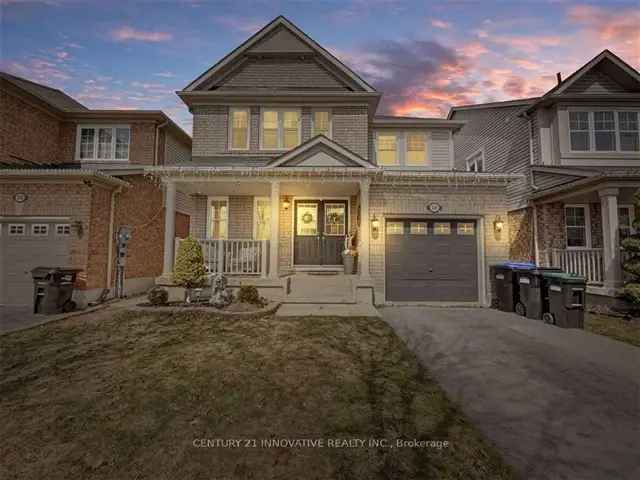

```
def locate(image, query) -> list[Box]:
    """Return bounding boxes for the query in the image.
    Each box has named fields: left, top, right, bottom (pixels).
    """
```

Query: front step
left=284, top=273, right=356, bottom=304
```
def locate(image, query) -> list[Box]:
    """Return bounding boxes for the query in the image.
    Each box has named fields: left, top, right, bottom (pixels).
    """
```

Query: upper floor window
left=77, top=125, right=130, bottom=161
left=261, top=109, right=300, bottom=150
left=466, top=149, right=484, bottom=172
left=376, top=134, right=398, bottom=166
left=312, top=110, right=331, bottom=138
left=406, top=133, right=427, bottom=166
left=569, top=110, right=640, bottom=152
left=229, top=108, right=250, bottom=150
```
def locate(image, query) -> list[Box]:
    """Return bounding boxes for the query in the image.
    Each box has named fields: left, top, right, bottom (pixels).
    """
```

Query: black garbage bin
left=31, top=267, right=81, bottom=314
left=540, top=272, right=586, bottom=328
left=491, top=262, right=535, bottom=312
left=515, top=267, right=563, bottom=319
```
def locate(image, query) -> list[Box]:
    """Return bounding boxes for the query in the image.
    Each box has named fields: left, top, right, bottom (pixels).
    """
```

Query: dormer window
left=77, top=125, right=130, bottom=161
left=260, top=108, right=301, bottom=150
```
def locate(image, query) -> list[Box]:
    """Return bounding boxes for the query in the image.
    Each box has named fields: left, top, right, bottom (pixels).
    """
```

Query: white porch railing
left=175, top=238, right=269, bottom=276
left=541, top=248, right=604, bottom=284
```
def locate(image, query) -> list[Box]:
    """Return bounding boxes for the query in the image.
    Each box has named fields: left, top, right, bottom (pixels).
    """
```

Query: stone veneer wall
left=508, top=207, right=534, bottom=262
left=535, top=202, right=566, bottom=251
left=368, top=184, right=510, bottom=305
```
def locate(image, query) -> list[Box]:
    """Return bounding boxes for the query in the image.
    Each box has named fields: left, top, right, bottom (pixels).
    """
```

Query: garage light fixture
left=493, top=216, right=504, bottom=233
left=282, top=199, right=291, bottom=211
left=371, top=215, right=380, bottom=239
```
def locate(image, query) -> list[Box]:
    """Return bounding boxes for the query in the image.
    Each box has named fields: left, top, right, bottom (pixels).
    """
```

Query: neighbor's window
left=386, top=222, right=404, bottom=235
left=55, top=224, right=71, bottom=236
left=466, top=150, right=484, bottom=172
left=254, top=198, right=271, bottom=241
left=31, top=224, right=49, bottom=236
left=78, top=125, right=130, bottom=161
left=406, top=133, right=427, bottom=166
left=377, top=134, right=398, bottom=166
left=312, top=110, right=331, bottom=138
left=619, top=206, right=635, bottom=241
left=209, top=198, right=228, bottom=240
left=8, top=224, right=26, bottom=236
left=434, top=223, right=451, bottom=235
left=565, top=206, right=587, bottom=248
left=569, top=112, right=590, bottom=151
left=619, top=112, right=639, bottom=152
left=230, top=108, right=249, bottom=150
left=261, top=109, right=300, bottom=150
left=594, top=111, right=616, bottom=151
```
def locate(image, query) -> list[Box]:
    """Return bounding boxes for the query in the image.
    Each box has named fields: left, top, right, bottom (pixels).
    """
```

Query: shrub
left=147, top=287, right=168, bottom=305
left=622, top=190, right=640, bottom=305
left=237, top=285, right=266, bottom=306
left=173, top=236, right=206, bottom=289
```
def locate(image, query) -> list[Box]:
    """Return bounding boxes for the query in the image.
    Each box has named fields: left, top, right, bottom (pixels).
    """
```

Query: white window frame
left=375, top=130, right=433, bottom=168
left=311, top=108, right=332, bottom=139
left=567, top=109, right=640, bottom=154
left=259, top=108, right=302, bottom=151
left=31, top=224, right=49, bottom=236
left=253, top=196, right=271, bottom=241
left=405, top=132, right=429, bottom=167
left=228, top=107, right=251, bottom=151
left=564, top=204, right=591, bottom=249
left=465, top=148, right=485, bottom=172
left=8, top=223, right=26, bottom=236
left=55, top=224, right=72, bottom=236
left=75, top=124, right=130, bottom=162
left=375, top=131, right=400, bottom=166
left=618, top=111, right=640, bottom=152
left=206, top=196, right=229, bottom=240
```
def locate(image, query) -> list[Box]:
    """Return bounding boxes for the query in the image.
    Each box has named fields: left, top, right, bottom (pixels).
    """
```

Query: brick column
left=359, top=179, right=371, bottom=278
left=162, top=180, right=176, bottom=277
left=269, top=181, right=280, bottom=278
left=599, top=188, right=622, bottom=293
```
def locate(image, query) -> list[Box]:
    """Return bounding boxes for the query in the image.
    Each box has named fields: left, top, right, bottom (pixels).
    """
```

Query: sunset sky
left=1, top=0, right=638, bottom=133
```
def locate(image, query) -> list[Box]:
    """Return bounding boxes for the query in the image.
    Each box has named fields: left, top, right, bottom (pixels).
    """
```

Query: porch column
left=599, top=188, right=622, bottom=292
left=269, top=181, right=280, bottom=278
left=359, top=179, right=371, bottom=278
left=162, top=180, right=176, bottom=277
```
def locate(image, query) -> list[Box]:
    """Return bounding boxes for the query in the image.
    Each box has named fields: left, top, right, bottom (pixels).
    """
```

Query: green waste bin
left=540, top=272, right=586, bottom=329
left=31, top=267, right=81, bottom=314
left=515, top=267, right=562, bottom=319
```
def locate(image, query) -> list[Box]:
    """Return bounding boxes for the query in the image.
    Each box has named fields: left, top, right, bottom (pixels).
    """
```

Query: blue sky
left=1, top=0, right=638, bottom=133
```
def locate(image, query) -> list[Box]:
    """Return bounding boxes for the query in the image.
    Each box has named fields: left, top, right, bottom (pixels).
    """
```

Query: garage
left=385, top=219, right=479, bottom=302
left=0, top=220, right=72, bottom=306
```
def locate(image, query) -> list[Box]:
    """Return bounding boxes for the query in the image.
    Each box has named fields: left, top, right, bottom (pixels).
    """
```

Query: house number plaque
left=13, top=193, right=28, bottom=203
left=427, top=202, right=441, bottom=213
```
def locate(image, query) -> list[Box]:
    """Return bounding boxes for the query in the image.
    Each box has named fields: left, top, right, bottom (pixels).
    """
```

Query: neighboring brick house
left=150, top=16, right=520, bottom=306
left=450, top=50, right=640, bottom=300
left=0, top=72, right=191, bottom=307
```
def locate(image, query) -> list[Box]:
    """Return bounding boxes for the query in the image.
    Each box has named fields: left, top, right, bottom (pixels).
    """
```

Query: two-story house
left=151, top=16, right=520, bottom=306
left=0, top=72, right=192, bottom=307
left=450, top=50, right=640, bottom=302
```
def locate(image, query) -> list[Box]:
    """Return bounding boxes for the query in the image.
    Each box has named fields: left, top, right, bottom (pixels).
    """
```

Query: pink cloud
left=512, top=59, right=542, bottom=70
left=431, top=19, right=451, bottom=29
left=458, top=41, right=489, bottom=59
left=214, top=15, right=266, bottom=35
left=110, top=26, right=172, bottom=43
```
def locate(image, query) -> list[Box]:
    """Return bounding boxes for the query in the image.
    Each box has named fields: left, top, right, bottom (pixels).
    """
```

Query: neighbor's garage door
left=0, top=221, right=72, bottom=306
left=385, top=219, right=478, bottom=302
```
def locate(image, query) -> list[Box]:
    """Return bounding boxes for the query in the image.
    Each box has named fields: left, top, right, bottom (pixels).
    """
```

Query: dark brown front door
left=294, top=200, right=348, bottom=266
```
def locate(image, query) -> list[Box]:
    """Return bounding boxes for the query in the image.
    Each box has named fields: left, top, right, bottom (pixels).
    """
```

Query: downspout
left=106, top=186, right=122, bottom=291
left=154, top=120, right=169, bottom=166
left=525, top=113, right=539, bottom=191
left=532, top=203, right=540, bottom=265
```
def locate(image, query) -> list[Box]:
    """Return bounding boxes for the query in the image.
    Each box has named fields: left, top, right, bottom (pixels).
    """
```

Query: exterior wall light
left=282, top=199, right=291, bottom=211
left=371, top=215, right=380, bottom=239
left=494, top=216, right=504, bottom=234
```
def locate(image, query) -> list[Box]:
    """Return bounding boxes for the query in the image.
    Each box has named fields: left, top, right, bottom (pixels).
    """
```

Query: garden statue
left=209, top=274, right=234, bottom=308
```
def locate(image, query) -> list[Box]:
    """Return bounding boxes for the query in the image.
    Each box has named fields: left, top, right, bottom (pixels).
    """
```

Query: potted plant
left=342, top=230, right=358, bottom=274
left=173, top=236, right=206, bottom=303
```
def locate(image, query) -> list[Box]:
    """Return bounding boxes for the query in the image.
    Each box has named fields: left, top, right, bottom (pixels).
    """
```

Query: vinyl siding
left=532, top=171, right=582, bottom=191
left=164, top=131, right=191, bottom=165
left=563, top=68, right=630, bottom=94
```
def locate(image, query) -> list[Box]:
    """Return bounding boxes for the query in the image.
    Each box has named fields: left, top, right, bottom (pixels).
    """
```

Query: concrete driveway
left=383, top=307, right=640, bottom=480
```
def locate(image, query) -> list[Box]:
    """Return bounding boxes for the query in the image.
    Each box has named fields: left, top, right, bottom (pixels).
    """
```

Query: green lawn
left=585, top=313, right=640, bottom=347
left=0, top=309, right=517, bottom=479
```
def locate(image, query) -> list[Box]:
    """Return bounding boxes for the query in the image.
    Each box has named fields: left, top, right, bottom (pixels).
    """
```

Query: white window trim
left=564, top=204, right=591, bottom=250
left=75, top=124, right=130, bottom=162
left=405, top=131, right=429, bottom=167
left=8, top=223, right=26, bottom=236
left=311, top=108, right=332, bottom=139
left=206, top=196, right=229, bottom=240
left=567, top=109, right=640, bottom=154
left=375, top=130, right=431, bottom=169
left=228, top=107, right=251, bottom=151
left=55, top=223, right=72, bottom=236
left=259, top=107, right=302, bottom=151
left=252, top=196, right=271, bottom=240
left=31, top=223, right=49, bottom=236
left=465, top=148, right=485, bottom=172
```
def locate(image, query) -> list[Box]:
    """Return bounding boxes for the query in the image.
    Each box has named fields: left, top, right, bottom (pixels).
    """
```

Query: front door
left=294, top=200, right=348, bottom=266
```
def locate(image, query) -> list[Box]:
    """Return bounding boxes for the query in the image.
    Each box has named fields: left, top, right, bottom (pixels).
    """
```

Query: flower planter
left=342, top=253, right=357, bottom=275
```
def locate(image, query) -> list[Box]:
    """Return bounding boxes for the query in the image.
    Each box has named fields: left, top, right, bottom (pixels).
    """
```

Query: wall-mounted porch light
left=493, top=216, right=504, bottom=234
left=371, top=215, right=380, bottom=239
left=282, top=199, right=291, bottom=211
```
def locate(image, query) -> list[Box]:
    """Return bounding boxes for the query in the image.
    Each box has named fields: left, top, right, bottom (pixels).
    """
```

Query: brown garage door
left=385, top=219, right=478, bottom=302
left=0, top=221, right=72, bottom=306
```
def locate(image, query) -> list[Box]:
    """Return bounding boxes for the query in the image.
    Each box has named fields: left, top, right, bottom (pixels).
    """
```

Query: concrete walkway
left=382, top=307, right=640, bottom=480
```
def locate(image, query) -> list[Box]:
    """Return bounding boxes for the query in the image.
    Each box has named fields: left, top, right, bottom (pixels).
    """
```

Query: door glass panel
left=434, top=222, right=451, bottom=235
left=457, top=223, right=475, bottom=235
left=386, top=222, right=404, bottom=235
left=296, top=203, right=318, bottom=236
left=324, top=203, right=346, bottom=236
left=409, top=222, right=427, bottom=234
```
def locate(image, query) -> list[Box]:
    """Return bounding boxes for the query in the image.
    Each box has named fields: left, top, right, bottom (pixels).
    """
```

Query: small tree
left=622, top=190, right=640, bottom=304
left=173, top=236, right=206, bottom=299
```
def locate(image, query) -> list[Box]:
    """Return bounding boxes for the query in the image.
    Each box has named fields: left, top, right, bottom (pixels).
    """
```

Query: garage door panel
left=385, top=219, right=478, bottom=302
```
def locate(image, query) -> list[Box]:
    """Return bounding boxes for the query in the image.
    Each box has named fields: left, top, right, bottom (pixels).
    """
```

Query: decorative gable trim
left=266, top=135, right=375, bottom=169
left=183, top=16, right=376, bottom=93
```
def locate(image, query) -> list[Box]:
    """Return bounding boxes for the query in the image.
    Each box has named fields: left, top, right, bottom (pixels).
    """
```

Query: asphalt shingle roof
left=0, top=71, right=87, bottom=112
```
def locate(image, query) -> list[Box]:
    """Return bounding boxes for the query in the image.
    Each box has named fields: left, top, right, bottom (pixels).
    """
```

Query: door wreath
left=301, top=212, right=314, bottom=224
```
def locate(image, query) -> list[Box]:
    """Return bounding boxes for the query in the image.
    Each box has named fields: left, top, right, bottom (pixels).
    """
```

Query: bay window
left=230, top=108, right=249, bottom=150
left=77, top=125, right=130, bottom=161
left=260, top=109, right=300, bottom=150
left=568, top=110, right=640, bottom=152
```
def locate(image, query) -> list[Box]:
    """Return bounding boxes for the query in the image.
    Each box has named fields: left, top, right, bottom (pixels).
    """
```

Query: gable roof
left=0, top=71, right=87, bottom=112
left=183, top=16, right=376, bottom=93
left=267, top=135, right=376, bottom=168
